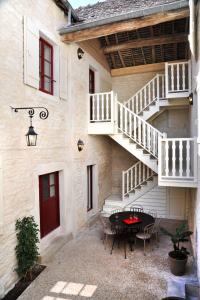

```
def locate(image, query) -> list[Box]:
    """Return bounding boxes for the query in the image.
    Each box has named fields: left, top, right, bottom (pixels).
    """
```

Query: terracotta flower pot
left=168, top=251, right=188, bottom=276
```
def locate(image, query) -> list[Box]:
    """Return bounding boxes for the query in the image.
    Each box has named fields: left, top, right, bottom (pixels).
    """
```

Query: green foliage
left=161, top=222, right=193, bottom=256
left=15, top=216, right=39, bottom=279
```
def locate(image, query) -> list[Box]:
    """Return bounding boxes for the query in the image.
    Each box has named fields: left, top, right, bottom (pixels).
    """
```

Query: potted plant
left=161, top=223, right=193, bottom=276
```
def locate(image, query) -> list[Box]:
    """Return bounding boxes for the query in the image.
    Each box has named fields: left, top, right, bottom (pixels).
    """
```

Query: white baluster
left=148, top=84, right=150, bottom=105
left=186, top=140, right=190, bottom=177
left=182, top=63, right=186, bottom=91
left=143, top=164, right=145, bottom=181
left=153, top=79, right=155, bottom=100
left=139, top=162, right=141, bottom=184
left=144, top=87, right=147, bottom=108
left=179, top=140, right=183, bottom=177
left=129, top=113, right=132, bottom=137
left=135, top=166, right=137, bottom=187
left=177, top=64, right=180, bottom=91
left=134, top=114, right=136, bottom=141
left=162, top=75, right=165, bottom=98
left=92, top=95, right=95, bottom=121
left=97, top=94, right=100, bottom=121
left=171, top=65, right=174, bottom=92
left=138, top=118, right=141, bottom=144
left=172, top=140, right=176, bottom=177
left=165, top=140, right=169, bottom=177
left=127, top=172, right=129, bottom=193
left=131, top=168, right=133, bottom=190
left=101, top=94, right=104, bottom=120
left=125, top=109, right=127, bottom=133
left=136, top=95, right=138, bottom=114
left=120, top=104, right=123, bottom=130
left=143, top=122, right=146, bottom=148
left=106, top=93, right=109, bottom=120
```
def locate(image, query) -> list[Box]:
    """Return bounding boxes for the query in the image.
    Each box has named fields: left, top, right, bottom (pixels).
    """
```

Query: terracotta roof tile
left=75, top=0, right=183, bottom=23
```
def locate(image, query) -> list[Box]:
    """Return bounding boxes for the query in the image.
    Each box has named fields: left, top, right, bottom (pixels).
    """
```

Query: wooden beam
left=103, top=33, right=188, bottom=53
left=61, top=9, right=189, bottom=43
left=111, top=62, right=165, bottom=77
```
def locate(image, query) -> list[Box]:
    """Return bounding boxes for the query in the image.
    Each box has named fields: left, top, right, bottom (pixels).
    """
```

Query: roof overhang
left=54, top=0, right=79, bottom=21
left=59, top=0, right=189, bottom=42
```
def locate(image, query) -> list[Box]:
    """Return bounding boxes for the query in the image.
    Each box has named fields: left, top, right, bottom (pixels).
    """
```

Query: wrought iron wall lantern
left=188, top=93, right=193, bottom=105
left=11, top=106, right=49, bottom=146
left=77, top=139, right=84, bottom=151
left=77, top=47, right=84, bottom=60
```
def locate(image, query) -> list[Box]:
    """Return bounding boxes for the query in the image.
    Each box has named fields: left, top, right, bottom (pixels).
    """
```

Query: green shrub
left=15, top=216, right=39, bottom=279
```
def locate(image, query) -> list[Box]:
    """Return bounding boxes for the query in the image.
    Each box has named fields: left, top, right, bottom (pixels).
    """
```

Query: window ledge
left=36, top=90, right=60, bottom=103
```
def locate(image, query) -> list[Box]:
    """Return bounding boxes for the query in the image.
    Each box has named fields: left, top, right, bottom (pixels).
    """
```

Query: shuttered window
left=39, top=38, right=54, bottom=95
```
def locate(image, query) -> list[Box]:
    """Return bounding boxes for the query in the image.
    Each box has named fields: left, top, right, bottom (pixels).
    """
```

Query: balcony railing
left=165, top=61, right=191, bottom=98
left=158, top=137, right=197, bottom=187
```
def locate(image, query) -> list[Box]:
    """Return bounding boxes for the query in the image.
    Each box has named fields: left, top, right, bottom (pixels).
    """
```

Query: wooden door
left=39, top=172, right=60, bottom=238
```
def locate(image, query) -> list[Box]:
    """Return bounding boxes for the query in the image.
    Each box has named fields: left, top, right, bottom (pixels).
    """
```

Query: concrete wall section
left=151, top=108, right=189, bottom=138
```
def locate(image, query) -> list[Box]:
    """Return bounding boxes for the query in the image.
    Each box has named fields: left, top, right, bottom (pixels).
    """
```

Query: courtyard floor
left=18, top=221, right=194, bottom=300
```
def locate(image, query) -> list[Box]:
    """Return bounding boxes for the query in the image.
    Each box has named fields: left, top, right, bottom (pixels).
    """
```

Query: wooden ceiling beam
left=103, top=33, right=188, bottom=54
left=61, top=8, right=189, bottom=43
left=111, top=62, right=165, bottom=77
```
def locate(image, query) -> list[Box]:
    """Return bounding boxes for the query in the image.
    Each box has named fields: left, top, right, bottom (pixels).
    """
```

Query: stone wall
left=0, top=0, right=112, bottom=296
left=112, top=71, right=161, bottom=102
left=111, top=141, right=138, bottom=195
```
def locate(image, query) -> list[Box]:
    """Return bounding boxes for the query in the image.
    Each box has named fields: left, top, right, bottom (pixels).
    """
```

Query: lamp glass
left=26, top=126, right=38, bottom=146
left=77, top=139, right=84, bottom=151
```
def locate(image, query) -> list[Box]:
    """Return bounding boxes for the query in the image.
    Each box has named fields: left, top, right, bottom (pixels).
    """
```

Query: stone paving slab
left=18, top=223, right=193, bottom=300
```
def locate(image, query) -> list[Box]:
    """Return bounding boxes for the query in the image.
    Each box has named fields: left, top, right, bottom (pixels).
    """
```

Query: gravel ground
left=18, top=222, right=193, bottom=300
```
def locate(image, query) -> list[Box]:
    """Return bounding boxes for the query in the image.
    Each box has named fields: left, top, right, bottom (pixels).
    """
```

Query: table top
left=109, top=211, right=155, bottom=229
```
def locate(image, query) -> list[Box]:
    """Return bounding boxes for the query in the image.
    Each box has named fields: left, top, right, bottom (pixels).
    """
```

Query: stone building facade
left=0, top=0, right=200, bottom=297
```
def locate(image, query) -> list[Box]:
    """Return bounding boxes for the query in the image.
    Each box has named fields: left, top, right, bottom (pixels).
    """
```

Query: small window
left=39, top=37, right=54, bottom=95
left=87, top=165, right=94, bottom=212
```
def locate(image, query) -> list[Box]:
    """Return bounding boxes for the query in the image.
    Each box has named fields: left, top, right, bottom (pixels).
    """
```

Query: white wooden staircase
left=88, top=61, right=197, bottom=215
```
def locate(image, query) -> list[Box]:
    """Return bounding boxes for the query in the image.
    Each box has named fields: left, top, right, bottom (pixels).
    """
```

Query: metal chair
left=145, top=209, right=157, bottom=218
left=110, top=223, right=129, bottom=259
left=135, top=223, right=155, bottom=255
left=130, top=205, right=143, bottom=213
left=111, top=208, right=123, bottom=214
left=151, top=218, right=161, bottom=247
left=99, top=215, right=115, bottom=250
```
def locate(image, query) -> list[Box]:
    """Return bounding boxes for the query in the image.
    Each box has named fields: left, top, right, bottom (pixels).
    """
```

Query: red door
left=39, top=172, right=60, bottom=238
left=89, top=69, right=95, bottom=120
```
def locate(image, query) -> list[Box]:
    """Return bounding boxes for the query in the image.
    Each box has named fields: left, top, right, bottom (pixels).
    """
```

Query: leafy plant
left=15, top=216, right=39, bottom=280
left=161, top=222, right=193, bottom=258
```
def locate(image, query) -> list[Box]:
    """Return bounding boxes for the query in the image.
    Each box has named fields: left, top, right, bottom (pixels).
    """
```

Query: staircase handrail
left=122, top=161, right=155, bottom=199
left=117, top=101, right=165, bottom=157
left=124, top=74, right=165, bottom=114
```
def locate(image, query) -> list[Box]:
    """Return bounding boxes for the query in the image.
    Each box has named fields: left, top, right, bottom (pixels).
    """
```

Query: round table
left=109, top=211, right=155, bottom=231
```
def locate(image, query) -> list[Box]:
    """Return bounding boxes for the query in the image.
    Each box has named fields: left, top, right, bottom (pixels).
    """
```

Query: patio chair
left=99, top=215, right=115, bottom=250
left=111, top=208, right=123, bottom=214
left=135, top=223, right=155, bottom=255
left=145, top=209, right=157, bottom=218
left=110, top=223, right=129, bottom=259
left=129, top=205, right=143, bottom=212
left=151, top=218, right=161, bottom=247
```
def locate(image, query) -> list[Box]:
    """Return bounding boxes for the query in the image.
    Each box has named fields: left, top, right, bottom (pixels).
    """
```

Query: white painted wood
left=59, top=46, right=68, bottom=100
left=158, top=138, right=197, bottom=186
left=165, top=61, right=190, bottom=98
left=24, top=16, right=39, bottom=89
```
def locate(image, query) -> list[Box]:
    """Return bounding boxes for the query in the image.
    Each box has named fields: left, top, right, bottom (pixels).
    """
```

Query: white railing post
left=122, top=171, right=125, bottom=201
left=194, top=138, right=197, bottom=182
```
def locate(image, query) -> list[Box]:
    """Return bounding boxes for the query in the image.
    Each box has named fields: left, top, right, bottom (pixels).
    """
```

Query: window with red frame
left=39, top=37, right=54, bottom=95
